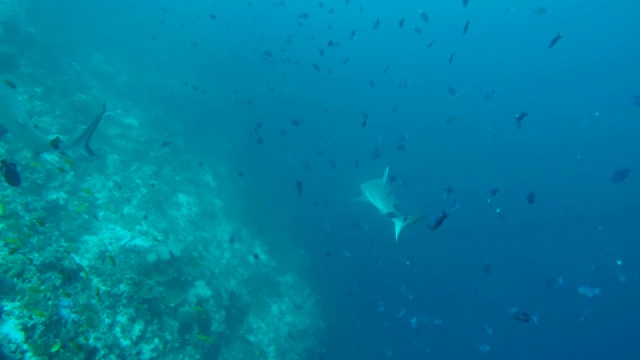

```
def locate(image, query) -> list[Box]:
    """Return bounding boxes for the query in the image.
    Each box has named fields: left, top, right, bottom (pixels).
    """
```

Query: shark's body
left=0, top=82, right=105, bottom=155
left=357, top=167, right=424, bottom=242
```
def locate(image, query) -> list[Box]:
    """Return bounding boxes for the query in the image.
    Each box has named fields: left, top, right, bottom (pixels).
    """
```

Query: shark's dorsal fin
left=382, top=167, right=389, bottom=183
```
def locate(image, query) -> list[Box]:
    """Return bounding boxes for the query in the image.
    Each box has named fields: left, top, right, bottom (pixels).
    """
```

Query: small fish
left=442, top=185, right=453, bottom=199
left=487, top=187, right=500, bottom=204
left=515, top=111, right=529, bottom=129
left=107, top=254, right=116, bottom=267
left=1, top=160, right=21, bottom=187
left=209, top=13, right=217, bottom=20
left=630, top=95, right=640, bottom=106
left=398, top=18, right=405, bottom=28
left=509, top=308, right=538, bottom=324
left=373, top=18, right=380, bottom=30
left=448, top=52, right=456, bottom=64
left=160, top=140, right=172, bottom=147
left=483, top=87, right=498, bottom=102
left=610, top=166, right=633, bottom=183
left=578, top=285, right=601, bottom=298
left=192, top=305, right=207, bottom=313
left=295, top=180, right=303, bottom=196
left=312, top=63, right=320, bottom=71
left=396, top=135, right=408, bottom=151
left=3, top=80, right=16, bottom=89
left=532, top=6, right=547, bottom=15
left=428, top=210, right=448, bottom=231
left=526, top=191, right=536, bottom=205
left=547, top=276, right=564, bottom=288
left=419, top=10, right=429, bottom=22
left=481, top=261, right=492, bottom=276
left=462, top=0, right=469, bottom=8
left=196, top=334, right=213, bottom=342
left=383, top=64, right=390, bottom=74
left=50, top=340, right=62, bottom=353
left=427, top=40, right=436, bottom=48
left=463, top=20, right=470, bottom=35
left=447, top=86, right=457, bottom=96
left=548, top=32, right=562, bottom=48
left=413, top=26, right=422, bottom=34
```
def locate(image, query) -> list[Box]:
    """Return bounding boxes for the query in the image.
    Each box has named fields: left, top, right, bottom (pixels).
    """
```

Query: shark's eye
left=50, top=136, right=62, bottom=150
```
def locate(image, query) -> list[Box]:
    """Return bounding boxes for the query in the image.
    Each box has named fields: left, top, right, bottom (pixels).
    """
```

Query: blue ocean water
left=0, top=0, right=639, bottom=359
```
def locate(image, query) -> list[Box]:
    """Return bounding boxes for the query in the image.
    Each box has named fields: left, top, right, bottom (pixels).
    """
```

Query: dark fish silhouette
left=488, top=187, right=500, bottom=202
left=295, top=180, right=303, bottom=196
left=419, top=10, right=429, bottom=22
left=483, top=87, right=498, bottom=102
left=532, top=6, right=547, bottom=15
left=462, top=0, right=469, bottom=8
left=481, top=261, right=492, bottom=276
left=526, top=191, right=536, bottom=205
left=448, top=52, right=456, bottom=64
left=610, top=166, right=633, bottom=183
left=428, top=210, right=448, bottom=231
left=373, top=18, right=380, bottom=30
left=1, top=159, right=21, bottom=187
left=442, top=185, right=453, bottom=198
left=510, top=308, right=537, bottom=324
left=463, top=20, right=470, bottom=35
left=398, top=18, right=405, bottom=28
left=548, top=33, right=562, bottom=48
left=515, top=111, right=529, bottom=129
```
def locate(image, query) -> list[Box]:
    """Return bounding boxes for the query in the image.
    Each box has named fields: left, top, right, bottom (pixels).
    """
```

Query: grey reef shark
left=0, top=81, right=106, bottom=156
left=354, top=167, right=425, bottom=242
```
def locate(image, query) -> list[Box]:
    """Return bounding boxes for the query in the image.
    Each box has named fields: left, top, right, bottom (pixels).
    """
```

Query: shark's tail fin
left=59, top=102, right=106, bottom=156
left=393, top=215, right=425, bottom=242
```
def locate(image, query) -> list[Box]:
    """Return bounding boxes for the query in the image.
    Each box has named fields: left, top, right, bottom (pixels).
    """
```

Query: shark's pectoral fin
left=392, top=215, right=426, bottom=242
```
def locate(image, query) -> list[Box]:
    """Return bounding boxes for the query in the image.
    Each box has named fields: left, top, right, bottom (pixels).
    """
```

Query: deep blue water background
left=9, top=0, right=640, bottom=358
